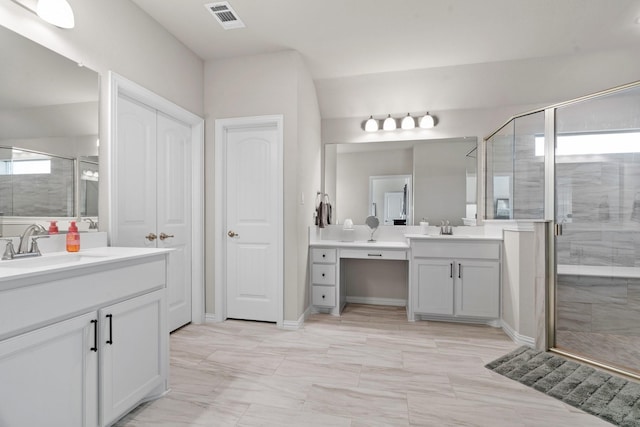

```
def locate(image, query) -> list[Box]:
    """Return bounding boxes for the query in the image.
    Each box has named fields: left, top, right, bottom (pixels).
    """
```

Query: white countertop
left=405, top=234, right=503, bottom=241
left=309, top=240, right=409, bottom=249
left=0, top=246, right=172, bottom=284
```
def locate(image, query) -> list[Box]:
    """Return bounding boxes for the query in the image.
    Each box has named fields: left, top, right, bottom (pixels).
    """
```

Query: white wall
left=0, top=0, right=204, bottom=232
left=204, top=51, right=321, bottom=321
left=320, top=45, right=640, bottom=148
left=502, top=229, right=536, bottom=341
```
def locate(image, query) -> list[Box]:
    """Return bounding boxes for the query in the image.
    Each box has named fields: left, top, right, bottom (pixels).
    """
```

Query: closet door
left=157, top=112, right=192, bottom=331
left=114, top=95, right=193, bottom=331
left=113, top=95, right=158, bottom=247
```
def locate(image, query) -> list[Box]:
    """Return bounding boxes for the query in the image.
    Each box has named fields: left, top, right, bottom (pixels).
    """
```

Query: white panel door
left=157, top=112, right=192, bottom=331
left=226, top=124, right=279, bottom=322
left=0, top=312, right=98, bottom=427
left=114, top=95, right=157, bottom=247
left=115, top=96, right=192, bottom=331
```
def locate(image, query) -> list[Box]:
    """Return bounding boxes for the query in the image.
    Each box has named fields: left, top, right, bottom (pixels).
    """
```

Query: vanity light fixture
left=419, top=112, right=435, bottom=129
left=364, top=115, right=379, bottom=132
left=401, top=113, right=415, bottom=130
left=382, top=114, right=397, bottom=131
left=36, top=0, right=75, bottom=29
left=363, top=112, right=437, bottom=132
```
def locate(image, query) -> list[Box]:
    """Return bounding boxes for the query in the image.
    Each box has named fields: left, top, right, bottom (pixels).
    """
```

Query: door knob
left=227, top=230, right=239, bottom=238
left=145, top=233, right=157, bottom=241
left=159, top=232, right=174, bottom=241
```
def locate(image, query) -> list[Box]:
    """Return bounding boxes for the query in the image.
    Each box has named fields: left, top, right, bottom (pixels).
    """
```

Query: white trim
left=204, top=313, right=221, bottom=323
left=501, top=319, right=535, bottom=347
left=214, top=115, right=285, bottom=328
left=345, top=296, right=407, bottom=307
left=415, top=313, right=501, bottom=327
left=108, top=71, right=205, bottom=325
left=281, top=307, right=309, bottom=330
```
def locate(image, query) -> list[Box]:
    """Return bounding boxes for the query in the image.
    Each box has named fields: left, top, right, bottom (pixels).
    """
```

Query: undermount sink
left=0, top=252, right=108, bottom=268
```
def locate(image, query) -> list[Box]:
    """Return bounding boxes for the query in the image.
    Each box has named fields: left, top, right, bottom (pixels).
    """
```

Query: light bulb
left=37, top=0, right=75, bottom=29
left=419, top=113, right=435, bottom=129
left=401, top=113, right=415, bottom=130
left=364, top=116, right=379, bottom=132
left=383, top=115, right=397, bottom=131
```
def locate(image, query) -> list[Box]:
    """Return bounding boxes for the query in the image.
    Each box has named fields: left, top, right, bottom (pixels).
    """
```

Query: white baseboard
left=281, top=307, right=309, bottom=330
left=346, top=296, right=407, bottom=307
left=501, top=320, right=535, bottom=347
left=204, top=313, right=221, bottom=323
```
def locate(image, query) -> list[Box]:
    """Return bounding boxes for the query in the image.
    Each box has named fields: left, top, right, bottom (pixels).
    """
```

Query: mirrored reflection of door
left=553, top=85, right=640, bottom=376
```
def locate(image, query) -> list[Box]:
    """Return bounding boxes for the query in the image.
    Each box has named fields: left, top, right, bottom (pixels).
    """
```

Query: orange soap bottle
left=66, top=221, right=80, bottom=252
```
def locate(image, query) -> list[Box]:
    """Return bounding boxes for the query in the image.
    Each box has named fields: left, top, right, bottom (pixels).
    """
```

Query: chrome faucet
left=17, top=224, right=48, bottom=254
left=83, top=218, right=98, bottom=230
left=440, top=220, right=453, bottom=235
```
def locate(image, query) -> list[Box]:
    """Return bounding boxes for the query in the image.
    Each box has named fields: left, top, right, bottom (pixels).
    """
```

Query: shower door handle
left=555, top=223, right=563, bottom=236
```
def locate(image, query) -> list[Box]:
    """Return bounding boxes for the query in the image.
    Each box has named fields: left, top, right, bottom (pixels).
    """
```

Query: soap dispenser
left=66, top=221, right=80, bottom=252
left=48, top=221, right=59, bottom=234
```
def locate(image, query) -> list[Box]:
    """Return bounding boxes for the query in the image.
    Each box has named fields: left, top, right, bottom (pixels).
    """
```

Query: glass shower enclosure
left=485, top=80, right=640, bottom=378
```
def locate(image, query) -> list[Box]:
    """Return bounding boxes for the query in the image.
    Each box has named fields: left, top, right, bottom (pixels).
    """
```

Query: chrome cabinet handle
left=228, top=231, right=240, bottom=238
left=159, top=232, right=174, bottom=241
left=145, top=233, right=157, bottom=241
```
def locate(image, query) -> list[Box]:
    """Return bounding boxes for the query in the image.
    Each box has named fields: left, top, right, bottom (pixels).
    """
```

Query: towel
left=315, top=194, right=332, bottom=228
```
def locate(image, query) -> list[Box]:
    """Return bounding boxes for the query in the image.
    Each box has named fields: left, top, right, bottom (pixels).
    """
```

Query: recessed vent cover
left=205, top=2, right=245, bottom=30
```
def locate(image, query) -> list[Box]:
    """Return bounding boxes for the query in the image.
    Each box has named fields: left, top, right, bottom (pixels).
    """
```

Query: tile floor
left=116, top=304, right=610, bottom=426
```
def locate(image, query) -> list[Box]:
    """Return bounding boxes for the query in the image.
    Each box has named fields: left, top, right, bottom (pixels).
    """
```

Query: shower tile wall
left=556, top=154, right=640, bottom=267
left=2, top=156, right=74, bottom=217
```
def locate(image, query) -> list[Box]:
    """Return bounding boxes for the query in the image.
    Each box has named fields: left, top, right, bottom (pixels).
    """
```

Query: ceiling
left=131, top=0, right=640, bottom=81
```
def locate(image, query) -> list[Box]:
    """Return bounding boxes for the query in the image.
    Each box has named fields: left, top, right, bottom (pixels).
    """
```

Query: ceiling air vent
left=205, top=2, right=245, bottom=30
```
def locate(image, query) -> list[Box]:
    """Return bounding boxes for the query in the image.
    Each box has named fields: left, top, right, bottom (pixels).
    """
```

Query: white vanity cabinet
left=410, top=239, right=501, bottom=321
left=310, top=248, right=338, bottom=311
left=0, top=311, right=99, bottom=427
left=0, top=248, right=170, bottom=427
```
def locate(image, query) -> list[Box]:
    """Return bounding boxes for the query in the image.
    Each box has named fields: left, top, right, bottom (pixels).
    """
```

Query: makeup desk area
left=309, top=225, right=503, bottom=324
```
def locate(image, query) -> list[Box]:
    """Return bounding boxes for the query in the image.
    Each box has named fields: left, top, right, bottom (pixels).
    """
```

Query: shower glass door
left=553, top=84, right=640, bottom=376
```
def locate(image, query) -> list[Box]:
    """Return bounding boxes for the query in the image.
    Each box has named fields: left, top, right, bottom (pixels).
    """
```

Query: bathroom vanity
left=0, top=246, right=171, bottom=427
left=406, top=235, right=502, bottom=323
left=309, top=227, right=502, bottom=325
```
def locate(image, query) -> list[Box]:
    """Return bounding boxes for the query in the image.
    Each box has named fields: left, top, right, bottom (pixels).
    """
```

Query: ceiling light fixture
left=401, top=113, right=415, bottom=130
left=419, top=112, right=435, bottom=129
left=36, top=0, right=75, bottom=29
left=364, top=115, right=379, bottom=132
left=383, top=114, right=397, bottom=131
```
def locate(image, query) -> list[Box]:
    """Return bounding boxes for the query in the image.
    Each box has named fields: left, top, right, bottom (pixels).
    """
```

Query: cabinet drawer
left=411, top=241, right=500, bottom=260
left=312, top=285, right=336, bottom=307
left=312, top=264, right=336, bottom=285
left=340, top=249, right=407, bottom=260
left=311, top=248, right=337, bottom=264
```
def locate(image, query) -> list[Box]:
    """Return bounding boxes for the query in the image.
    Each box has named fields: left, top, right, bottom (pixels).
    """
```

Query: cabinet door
left=455, top=260, right=500, bottom=318
left=413, top=258, right=454, bottom=315
left=100, top=289, right=167, bottom=427
left=0, top=312, right=98, bottom=427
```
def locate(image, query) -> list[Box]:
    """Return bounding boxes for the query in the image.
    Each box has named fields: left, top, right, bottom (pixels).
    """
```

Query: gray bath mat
left=486, top=346, right=640, bottom=426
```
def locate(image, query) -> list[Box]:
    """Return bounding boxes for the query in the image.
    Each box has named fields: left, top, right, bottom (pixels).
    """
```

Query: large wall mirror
left=324, top=137, right=478, bottom=226
left=0, top=26, right=99, bottom=233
